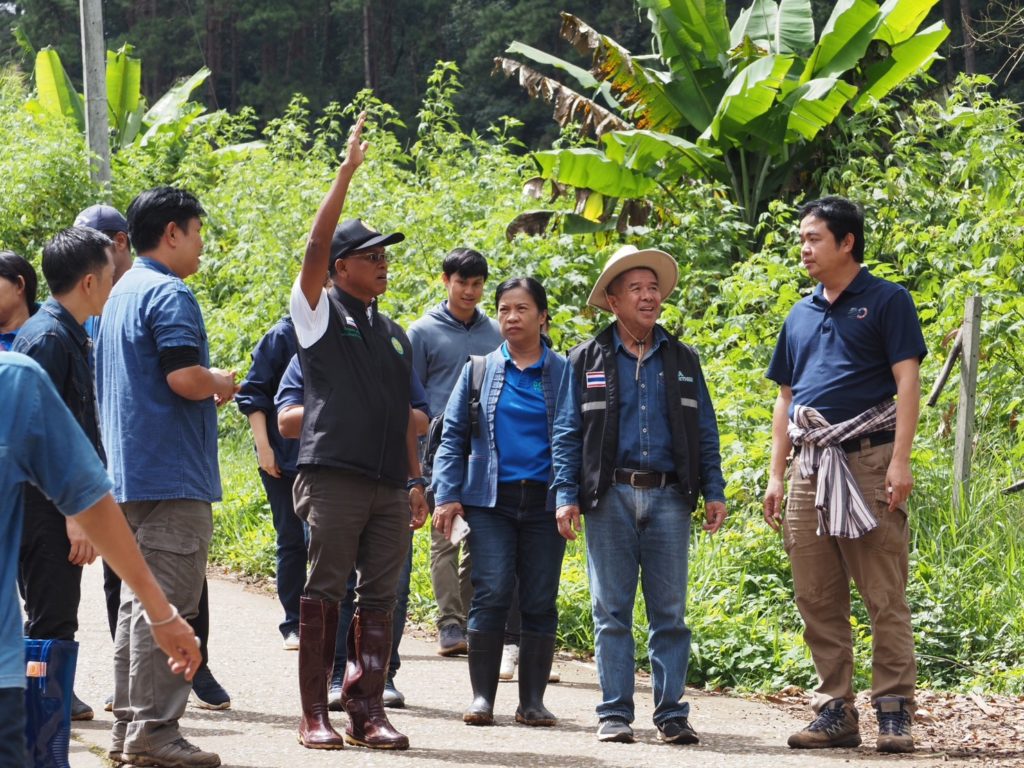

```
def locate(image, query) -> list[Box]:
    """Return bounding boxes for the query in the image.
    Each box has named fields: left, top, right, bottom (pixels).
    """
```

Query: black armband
left=159, top=346, right=201, bottom=376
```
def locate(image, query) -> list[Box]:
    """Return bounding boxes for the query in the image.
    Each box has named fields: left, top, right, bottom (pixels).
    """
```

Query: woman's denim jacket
left=432, top=343, right=567, bottom=512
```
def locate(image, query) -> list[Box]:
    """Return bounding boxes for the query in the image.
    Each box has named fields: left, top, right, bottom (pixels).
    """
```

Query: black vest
left=297, top=287, right=412, bottom=487
left=568, top=323, right=702, bottom=511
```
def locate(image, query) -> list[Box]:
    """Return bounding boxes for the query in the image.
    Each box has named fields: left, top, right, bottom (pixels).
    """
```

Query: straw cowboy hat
left=586, top=245, right=679, bottom=311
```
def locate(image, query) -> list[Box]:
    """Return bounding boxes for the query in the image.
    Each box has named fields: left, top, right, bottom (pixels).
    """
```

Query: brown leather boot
left=297, top=597, right=344, bottom=749
left=342, top=608, right=409, bottom=750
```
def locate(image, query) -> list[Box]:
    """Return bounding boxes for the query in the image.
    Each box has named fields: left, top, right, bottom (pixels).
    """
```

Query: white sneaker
left=499, top=643, right=519, bottom=680
left=282, top=631, right=300, bottom=651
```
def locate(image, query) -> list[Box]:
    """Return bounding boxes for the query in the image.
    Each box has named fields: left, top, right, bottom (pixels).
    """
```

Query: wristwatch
left=406, top=476, right=428, bottom=491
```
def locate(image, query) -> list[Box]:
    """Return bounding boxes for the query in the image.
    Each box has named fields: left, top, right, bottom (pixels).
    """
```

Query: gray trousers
left=294, top=467, right=410, bottom=611
left=112, top=500, right=212, bottom=754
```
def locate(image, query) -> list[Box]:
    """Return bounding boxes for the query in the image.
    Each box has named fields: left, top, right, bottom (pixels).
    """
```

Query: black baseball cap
left=330, top=219, right=404, bottom=262
left=74, top=204, right=129, bottom=234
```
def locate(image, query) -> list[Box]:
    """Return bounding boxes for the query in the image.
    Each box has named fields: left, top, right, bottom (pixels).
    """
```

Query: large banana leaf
left=784, top=77, right=859, bottom=141
left=602, top=129, right=727, bottom=182
left=875, top=0, right=941, bottom=46
left=140, top=67, right=210, bottom=144
left=800, top=0, right=880, bottom=81
left=533, top=148, right=658, bottom=198
left=33, top=48, right=85, bottom=129
left=732, top=0, right=815, bottom=54
left=505, top=41, right=620, bottom=110
left=637, top=0, right=731, bottom=67
left=852, top=21, right=949, bottom=112
left=106, top=45, right=143, bottom=148
left=705, top=53, right=794, bottom=146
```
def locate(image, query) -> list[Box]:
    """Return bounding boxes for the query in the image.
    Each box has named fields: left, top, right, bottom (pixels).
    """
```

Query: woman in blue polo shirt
left=432, top=277, right=567, bottom=729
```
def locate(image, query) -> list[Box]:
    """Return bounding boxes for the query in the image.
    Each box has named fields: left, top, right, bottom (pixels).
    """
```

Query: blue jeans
left=585, top=483, right=692, bottom=725
left=260, top=469, right=306, bottom=637
left=335, top=529, right=413, bottom=681
left=465, top=482, right=566, bottom=635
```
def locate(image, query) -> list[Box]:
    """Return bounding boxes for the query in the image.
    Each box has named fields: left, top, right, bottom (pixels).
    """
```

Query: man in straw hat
left=551, top=245, right=727, bottom=745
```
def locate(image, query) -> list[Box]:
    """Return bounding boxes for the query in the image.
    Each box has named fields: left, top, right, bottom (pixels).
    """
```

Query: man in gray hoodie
left=408, top=248, right=503, bottom=655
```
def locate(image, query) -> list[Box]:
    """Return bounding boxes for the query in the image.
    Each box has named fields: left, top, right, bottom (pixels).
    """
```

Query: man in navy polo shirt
left=97, top=187, right=237, bottom=767
left=764, top=197, right=927, bottom=754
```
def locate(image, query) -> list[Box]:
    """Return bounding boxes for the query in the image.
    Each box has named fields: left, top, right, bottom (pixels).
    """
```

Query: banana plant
left=498, top=0, right=949, bottom=237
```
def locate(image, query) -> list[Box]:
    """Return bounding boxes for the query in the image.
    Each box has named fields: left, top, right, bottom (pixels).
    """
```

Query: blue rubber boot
left=24, top=638, right=79, bottom=768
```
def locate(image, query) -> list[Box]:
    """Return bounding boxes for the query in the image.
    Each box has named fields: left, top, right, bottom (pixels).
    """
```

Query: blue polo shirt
left=766, top=267, right=927, bottom=423
left=494, top=342, right=551, bottom=483
left=0, top=354, right=112, bottom=688
left=96, top=257, right=221, bottom=503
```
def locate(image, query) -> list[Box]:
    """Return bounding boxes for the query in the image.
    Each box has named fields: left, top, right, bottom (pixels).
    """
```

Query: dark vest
left=569, top=323, right=702, bottom=511
left=297, top=287, right=412, bottom=487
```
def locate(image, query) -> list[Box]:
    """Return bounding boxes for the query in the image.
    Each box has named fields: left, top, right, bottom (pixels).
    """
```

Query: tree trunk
left=363, top=1, right=375, bottom=90
left=942, top=0, right=957, bottom=82
left=961, top=0, right=976, bottom=75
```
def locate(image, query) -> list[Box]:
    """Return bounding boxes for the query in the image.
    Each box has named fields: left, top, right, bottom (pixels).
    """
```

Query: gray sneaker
left=597, top=716, right=634, bottom=743
left=437, top=624, right=468, bottom=656
left=125, top=737, right=221, bottom=767
left=383, top=678, right=406, bottom=708
left=788, top=698, right=861, bottom=749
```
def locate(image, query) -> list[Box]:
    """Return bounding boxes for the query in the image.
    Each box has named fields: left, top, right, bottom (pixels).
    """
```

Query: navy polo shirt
left=766, top=267, right=927, bottom=424
left=494, top=342, right=551, bottom=483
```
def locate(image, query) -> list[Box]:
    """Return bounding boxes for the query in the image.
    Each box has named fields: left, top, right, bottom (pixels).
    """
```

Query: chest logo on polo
left=678, top=372, right=693, bottom=383
left=391, top=337, right=404, bottom=355
left=586, top=371, right=606, bottom=388
left=342, top=315, right=361, bottom=338
left=847, top=307, right=869, bottom=319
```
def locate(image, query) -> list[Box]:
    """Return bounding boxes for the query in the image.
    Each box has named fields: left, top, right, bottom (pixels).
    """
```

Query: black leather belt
left=795, top=430, right=895, bottom=455
left=613, top=468, right=679, bottom=489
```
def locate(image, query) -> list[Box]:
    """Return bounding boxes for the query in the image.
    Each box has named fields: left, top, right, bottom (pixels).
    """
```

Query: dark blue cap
left=74, top=204, right=129, bottom=234
left=330, top=219, right=404, bottom=262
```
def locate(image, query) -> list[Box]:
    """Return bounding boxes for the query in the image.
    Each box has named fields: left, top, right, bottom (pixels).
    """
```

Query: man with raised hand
left=764, top=197, right=926, bottom=754
left=290, top=114, right=428, bottom=751
left=551, top=245, right=727, bottom=746
left=96, top=187, right=236, bottom=768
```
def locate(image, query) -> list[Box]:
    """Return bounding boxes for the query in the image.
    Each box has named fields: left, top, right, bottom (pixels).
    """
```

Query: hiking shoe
left=597, top=716, right=634, bottom=743
left=437, top=624, right=468, bottom=656
left=874, top=696, right=914, bottom=753
left=282, top=630, right=300, bottom=651
left=125, top=737, right=221, bottom=767
left=383, top=679, right=406, bottom=709
left=71, top=692, right=94, bottom=721
left=656, top=716, right=700, bottom=745
left=787, top=698, right=861, bottom=749
left=499, top=643, right=519, bottom=680
left=190, top=667, right=231, bottom=710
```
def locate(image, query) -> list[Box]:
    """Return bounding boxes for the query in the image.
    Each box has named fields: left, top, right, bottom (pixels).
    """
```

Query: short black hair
left=0, top=250, right=38, bottom=311
left=495, top=276, right=548, bottom=314
left=42, top=227, right=114, bottom=295
left=443, top=248, right=489, bottom=280
left=127, top=186, right=206, bottom=254
left=798, top=196, right=865, bottom=263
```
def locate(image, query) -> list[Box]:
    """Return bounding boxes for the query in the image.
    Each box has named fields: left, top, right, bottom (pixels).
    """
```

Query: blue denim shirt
left=552, top=332, right=726, bottom=508
left=96, top=257, right=221, bottom=503
left=612, top=327, right=674, bottom=471
left=0, top=354, right=112, bottom=688
left=11, top=297, right=104, bottom=460
left=433, top=344, right=567, bottom=511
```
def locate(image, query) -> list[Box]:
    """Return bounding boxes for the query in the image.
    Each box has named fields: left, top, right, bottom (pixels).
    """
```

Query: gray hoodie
left=408, top=302, right=503, bottom=418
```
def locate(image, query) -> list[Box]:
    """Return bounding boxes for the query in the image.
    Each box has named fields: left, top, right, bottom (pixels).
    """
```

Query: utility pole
left=80, top=0, right=111, bottom=193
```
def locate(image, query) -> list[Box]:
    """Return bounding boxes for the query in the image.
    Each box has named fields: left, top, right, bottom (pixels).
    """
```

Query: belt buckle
left=629, top=472, right=641, bottom=488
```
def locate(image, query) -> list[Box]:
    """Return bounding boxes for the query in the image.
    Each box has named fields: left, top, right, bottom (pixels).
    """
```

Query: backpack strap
left=468, top=355, right=485, bottom=439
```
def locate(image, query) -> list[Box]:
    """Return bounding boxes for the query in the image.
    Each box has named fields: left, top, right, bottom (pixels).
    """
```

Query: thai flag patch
left=586, top=371, right=606, bottom=389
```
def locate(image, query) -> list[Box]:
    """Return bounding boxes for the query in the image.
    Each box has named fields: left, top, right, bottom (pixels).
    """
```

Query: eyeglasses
left=347, top=248, right=389, bottom=263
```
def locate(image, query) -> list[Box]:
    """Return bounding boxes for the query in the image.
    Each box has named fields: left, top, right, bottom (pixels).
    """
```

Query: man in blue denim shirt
left=551, top=246, right=727, bottom=746
left=96, top=187, right=237, bottom=768
left=13, top=227, right=115, bottom=720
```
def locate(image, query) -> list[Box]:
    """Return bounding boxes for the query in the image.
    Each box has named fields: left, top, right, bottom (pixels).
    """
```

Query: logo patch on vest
left=678, top=372, right=694, bottom=383
left=341, top=316, right=361, bottom=338
left=391, top=337, right=404, bottom=355
left=586, top=371, right=606, bottom=389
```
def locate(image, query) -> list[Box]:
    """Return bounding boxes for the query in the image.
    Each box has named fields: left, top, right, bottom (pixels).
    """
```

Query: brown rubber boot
left=787, top=698, right=861, bottom=749
left=297, top=597, right=344, bottom=749
left=342, top=608, right=409, bottom=750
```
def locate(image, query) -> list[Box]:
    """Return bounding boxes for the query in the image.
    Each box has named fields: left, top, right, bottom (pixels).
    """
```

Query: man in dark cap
left=74, top=204, right=133, bottom=283
left=290, top=114, right=429, bottom=751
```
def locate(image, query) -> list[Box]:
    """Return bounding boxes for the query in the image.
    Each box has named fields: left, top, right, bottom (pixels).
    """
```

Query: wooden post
left=953, top=296, right=982, bottom=508
left=80, top=0, right=111, bottom=192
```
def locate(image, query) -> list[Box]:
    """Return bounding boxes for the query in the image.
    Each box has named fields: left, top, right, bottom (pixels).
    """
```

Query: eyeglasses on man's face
left=347, top=248, right=389, bottom=263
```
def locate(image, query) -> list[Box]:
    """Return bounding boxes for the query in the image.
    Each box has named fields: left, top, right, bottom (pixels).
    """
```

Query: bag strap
left=468, top=355, right=485, bottom=439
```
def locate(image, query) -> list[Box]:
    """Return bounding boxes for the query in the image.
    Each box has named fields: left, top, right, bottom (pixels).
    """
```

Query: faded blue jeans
left=584, top=483, right=693, bottom=725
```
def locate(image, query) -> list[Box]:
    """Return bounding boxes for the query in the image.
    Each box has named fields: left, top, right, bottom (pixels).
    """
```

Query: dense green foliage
left=2, top=60, right=1023, bottom=694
